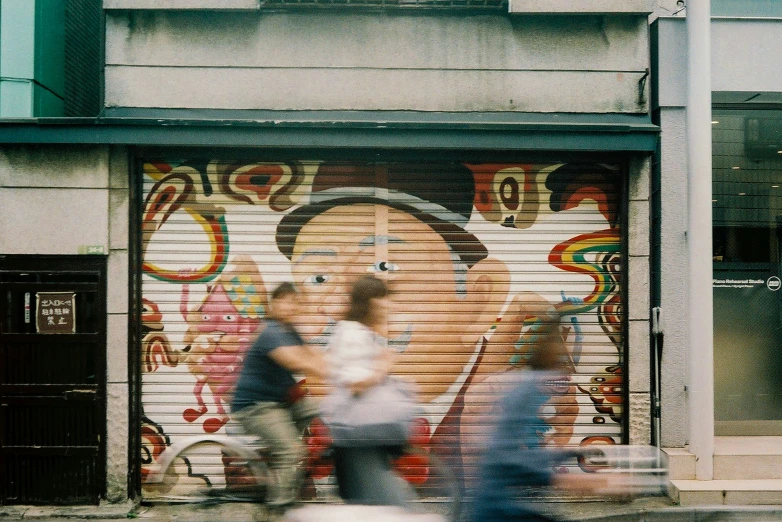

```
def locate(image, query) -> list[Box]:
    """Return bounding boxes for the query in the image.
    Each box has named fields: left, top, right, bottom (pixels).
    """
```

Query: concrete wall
left=628, top=155, right=653, bottom=445
left=0, top=144, right=131, bottom=502
left=655, top=17, right=782, bottom=103
left=0, top=146, right=110, bottom=252
left=104, top=10, right=651, bottom=113
left=106, top=146, right=131, bottom=503
left=657, top=107, right=689, bottom=447
left=652, top=18, right=688, bottom=448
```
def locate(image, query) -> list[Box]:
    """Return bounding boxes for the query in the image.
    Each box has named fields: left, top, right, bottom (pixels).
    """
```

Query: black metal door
left=0, top=255, right=107, bottom=505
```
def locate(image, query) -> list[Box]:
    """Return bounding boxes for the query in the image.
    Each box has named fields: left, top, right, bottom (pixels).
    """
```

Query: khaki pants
left=234, top=397, right=318, bottom=505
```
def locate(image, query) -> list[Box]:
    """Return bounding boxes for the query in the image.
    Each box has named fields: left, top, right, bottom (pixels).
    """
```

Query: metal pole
left=651, top=307, right=664, bottom=449
left=686, top=0, right=714, bottom=480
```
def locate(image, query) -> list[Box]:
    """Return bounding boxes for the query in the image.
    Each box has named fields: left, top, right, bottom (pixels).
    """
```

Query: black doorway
left=0, top=255, right=107, bottom=505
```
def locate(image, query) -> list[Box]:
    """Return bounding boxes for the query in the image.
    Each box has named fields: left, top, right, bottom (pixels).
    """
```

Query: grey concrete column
left=686, top=0, right=714, bottom=480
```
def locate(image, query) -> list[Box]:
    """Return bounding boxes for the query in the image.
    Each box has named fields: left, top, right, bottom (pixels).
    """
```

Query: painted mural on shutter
left=139, top=159, right=624, bottom=499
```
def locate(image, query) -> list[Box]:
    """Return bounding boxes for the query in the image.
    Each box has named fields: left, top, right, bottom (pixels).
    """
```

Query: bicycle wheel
left=396, top=448, right=462, bottom=521
left=145, top=436, right=273, bottom=504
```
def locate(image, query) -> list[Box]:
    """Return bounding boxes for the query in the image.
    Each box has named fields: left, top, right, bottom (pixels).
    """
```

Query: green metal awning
left=0, top=109, right=659, bottom=152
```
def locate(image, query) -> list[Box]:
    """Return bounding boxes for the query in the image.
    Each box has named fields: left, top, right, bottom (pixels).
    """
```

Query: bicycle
left=143, top=418, right=462, bottom=521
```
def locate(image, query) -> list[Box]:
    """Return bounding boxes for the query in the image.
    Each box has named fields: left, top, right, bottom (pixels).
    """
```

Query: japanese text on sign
left=36, top=292, right=76, bottom=333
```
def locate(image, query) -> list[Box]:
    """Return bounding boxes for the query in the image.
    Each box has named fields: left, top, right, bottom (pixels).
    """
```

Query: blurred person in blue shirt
left=470, top=318, right=620, bottom=522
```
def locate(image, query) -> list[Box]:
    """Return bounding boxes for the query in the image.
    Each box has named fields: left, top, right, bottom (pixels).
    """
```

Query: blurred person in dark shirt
left=232, top=282, right=329, bottom=508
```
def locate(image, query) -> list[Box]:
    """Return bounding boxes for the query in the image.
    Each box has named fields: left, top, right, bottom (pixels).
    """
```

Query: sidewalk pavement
left=3, top=497, right=782, bottom=521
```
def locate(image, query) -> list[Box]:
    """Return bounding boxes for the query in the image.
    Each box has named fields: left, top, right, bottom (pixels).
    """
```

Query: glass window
left=712, top=108, right=782, bottom=427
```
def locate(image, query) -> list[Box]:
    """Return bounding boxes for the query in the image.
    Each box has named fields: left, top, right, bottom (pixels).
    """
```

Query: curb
left=5, top=499, right=782, bottom=521
left=576, top=505, right=782, bottom=522
left=0, top=500, right=135, bottom=520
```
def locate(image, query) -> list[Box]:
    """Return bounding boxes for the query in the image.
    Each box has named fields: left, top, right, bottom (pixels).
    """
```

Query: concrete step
left=664, top=437, right=782, bottom=481
left=662, top=447, right=696, bottom=480
left=664, top=438, right=782, bottom=506
left=713, top=436, right=782, bottom=480
left=670, top=479, right=782, bottom=506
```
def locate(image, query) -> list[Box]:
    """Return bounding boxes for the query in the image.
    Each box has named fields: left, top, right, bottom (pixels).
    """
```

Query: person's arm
left=345, top=345, right=394, bottom=395
left=552, top=471, right=630, bottom=498
left=375, top=344, right=393, bottom=375
left=269, top=344, right=330, bottom=381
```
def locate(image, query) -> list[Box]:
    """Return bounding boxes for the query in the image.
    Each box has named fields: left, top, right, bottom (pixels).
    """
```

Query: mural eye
left=223, top=314, right=236, bottom=322
left=201, top=314, right=211, bottom=322
left=305, top=274, right=331, bottom=285
left=367, top=261, right=400, bottom=273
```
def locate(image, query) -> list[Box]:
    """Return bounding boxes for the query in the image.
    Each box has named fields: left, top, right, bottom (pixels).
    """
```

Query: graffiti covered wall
left=139, top=159, right=625, bottom=498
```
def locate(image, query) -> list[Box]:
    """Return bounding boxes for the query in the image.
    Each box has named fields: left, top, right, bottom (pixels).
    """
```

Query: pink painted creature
left=179, top=256, right=267, bottom=433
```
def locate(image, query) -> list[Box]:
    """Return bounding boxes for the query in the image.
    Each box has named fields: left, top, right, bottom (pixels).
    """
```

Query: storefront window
left=713, top=108, right=782, bottom=432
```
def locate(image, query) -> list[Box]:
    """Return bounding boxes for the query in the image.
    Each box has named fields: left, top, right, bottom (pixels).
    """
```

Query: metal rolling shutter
left=139, top=159, right=625, bottom=500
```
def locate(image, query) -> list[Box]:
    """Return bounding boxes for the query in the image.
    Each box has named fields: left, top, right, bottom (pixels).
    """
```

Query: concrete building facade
left=1, top=0, right=660, bottom=505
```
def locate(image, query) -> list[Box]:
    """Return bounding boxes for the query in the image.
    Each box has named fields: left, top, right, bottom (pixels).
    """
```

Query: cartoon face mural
left=140, top=159, right=624, bottom=499
left=290, top=204, right=509, bottom=395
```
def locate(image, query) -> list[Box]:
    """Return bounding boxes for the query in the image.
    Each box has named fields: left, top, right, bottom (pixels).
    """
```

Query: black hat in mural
left=275, top=162, right=488, bottom=268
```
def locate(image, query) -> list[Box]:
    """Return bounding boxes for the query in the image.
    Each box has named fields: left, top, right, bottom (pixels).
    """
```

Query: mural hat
left=276, top=162, right=488, bottom=267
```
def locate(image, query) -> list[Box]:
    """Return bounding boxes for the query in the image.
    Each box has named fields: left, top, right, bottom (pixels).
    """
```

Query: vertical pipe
left=686, top=0, right=714, bottom=480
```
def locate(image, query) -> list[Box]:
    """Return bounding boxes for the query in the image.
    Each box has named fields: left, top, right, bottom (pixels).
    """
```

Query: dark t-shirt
left=231, top=319, right=303, bottom=412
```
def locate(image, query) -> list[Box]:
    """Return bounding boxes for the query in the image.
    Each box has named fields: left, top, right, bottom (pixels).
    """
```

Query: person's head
left=528, top=318, right=573, bottom=372
left=268, top=282, right=300, bottom=324
left=345, top=275, right=389, bottom=329
left=275, top=163, right=511, bottom=400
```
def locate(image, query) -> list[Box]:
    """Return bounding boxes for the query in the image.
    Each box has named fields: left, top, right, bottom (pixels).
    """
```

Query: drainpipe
left=686, top=0, right=714, bottom=480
